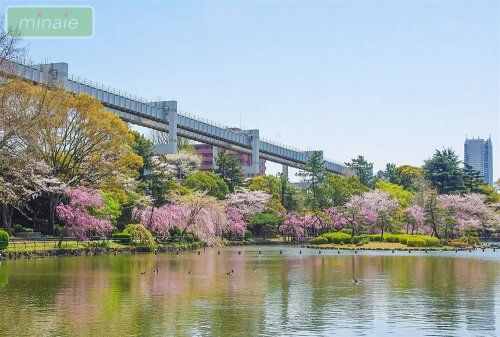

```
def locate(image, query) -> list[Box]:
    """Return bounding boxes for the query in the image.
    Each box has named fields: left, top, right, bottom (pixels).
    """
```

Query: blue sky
left=3, top=1, right=499, bottom=181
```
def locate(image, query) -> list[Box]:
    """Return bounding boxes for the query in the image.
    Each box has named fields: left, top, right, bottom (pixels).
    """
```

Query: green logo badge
left=5, top=6, right=94, bottom=38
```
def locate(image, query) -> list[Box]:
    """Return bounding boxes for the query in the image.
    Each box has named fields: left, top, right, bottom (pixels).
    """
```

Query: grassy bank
left=0, top=240, right=203, bottom=260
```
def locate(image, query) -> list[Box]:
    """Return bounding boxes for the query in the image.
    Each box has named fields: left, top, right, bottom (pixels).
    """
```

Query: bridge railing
left=68, top=74, right=151, bottom=105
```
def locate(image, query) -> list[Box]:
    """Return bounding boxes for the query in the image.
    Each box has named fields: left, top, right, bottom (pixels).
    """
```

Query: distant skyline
left=3, top=1, right=499, bottom=181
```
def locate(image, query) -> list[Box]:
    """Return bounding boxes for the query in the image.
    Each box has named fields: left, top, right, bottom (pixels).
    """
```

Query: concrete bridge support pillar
left=212, top=146, right=218, bottom=171
left=282, top=164, right=289, bottom=179
left=155, top=100, right=178, bottom=154
left=250, top=129, right=260, bottom=176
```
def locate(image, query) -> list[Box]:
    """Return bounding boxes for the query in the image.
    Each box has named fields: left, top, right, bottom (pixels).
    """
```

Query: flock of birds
left=138, top=247, right=496, bottom=282
left=138, top=248, right=366, bottom=283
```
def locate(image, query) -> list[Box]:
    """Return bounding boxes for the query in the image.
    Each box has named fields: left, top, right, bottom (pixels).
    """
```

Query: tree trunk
left=1, top=203, right=13, bottom=234
left=48, top=193, right=61, bottom=235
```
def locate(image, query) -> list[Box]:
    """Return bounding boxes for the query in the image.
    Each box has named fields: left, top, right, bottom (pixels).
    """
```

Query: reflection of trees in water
left=0, top=250, right=499, bottom=336
left=383, top=256, right=499, bottom=335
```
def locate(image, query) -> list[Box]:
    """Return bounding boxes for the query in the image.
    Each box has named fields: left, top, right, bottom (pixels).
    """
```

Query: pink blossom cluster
left=56, top=187, right=112, bottom=241
left=224, top=188, right=271, bottom=216
left=279, top=212, right=306, bottom=239
left=225, top=206, right=247, bottom=238
left=325, top=207, right=348, bottom=229
left=437, top=193, right=497, bottom=231
left=133, top=202, right=249, bottom=245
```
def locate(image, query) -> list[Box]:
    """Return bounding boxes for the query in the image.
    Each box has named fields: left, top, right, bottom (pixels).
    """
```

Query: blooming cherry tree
left=56, top=187, right=113, bottom=242
left=225, top=188, right=271, bottom=216
left=279, top=212, right=306, bottom=241
left=437, top=193, right=499, bottom=236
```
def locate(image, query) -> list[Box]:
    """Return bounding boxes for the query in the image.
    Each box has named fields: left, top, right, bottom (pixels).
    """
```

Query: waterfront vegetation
left=0, top=34, right=499, bottom=257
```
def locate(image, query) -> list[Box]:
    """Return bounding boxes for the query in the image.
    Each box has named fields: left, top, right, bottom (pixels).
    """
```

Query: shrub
left=322, top=232, right=351, bottom=244
left=244, top=230, right=252, bottom=238
left=310, top=236, right=329, bottom=245
left=350, top=235, right=362, bottom=244
left=397, top=235, right=411, bottom=245
left=369, top=235, right=384, bottom=242
left=420, top=235, right=440, bottom=247
left=0, top=230, right=8, bottom=250
left=384, top=234, right=399, bottom=243
left=339, top=228, right=352, bottom=235
left=406, top=237, right=426, bottom=247
left=351, top=235, right=368, bottom=244
left=124, top=224, right=156, bottom=250
left=111, top=232, right=132, bottom=243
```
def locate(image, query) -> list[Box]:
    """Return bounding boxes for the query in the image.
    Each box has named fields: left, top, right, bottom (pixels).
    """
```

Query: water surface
left=0, top=246, right=499, bottom=337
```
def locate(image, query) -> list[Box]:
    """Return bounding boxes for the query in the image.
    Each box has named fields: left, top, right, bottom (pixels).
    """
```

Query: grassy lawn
left=5, top=240, right=127, bottom=253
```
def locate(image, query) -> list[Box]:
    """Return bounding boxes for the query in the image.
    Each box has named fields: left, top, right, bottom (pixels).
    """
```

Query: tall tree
left=297, top=151, right=326, bottom=211
left=131, top=131, right=155, bottom=183
left=462, top=163, right=483, bottom=193
left=214, top=150, right=244, bottom=192
left=422, top=149, right=464, bottom=194
left=383, top=163, right=397, bottom=182
left=345, top=155, right=374, bottom=186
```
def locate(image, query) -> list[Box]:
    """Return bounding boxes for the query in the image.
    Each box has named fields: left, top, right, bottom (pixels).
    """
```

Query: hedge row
left=0, top=229, right=8, bottom=250
left=311, top=232, right=441, bottom=247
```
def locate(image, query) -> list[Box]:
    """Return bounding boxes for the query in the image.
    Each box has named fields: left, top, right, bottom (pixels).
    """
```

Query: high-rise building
left=194, top=144, right=266, bottom=177
left=464, top=137, right=493, bottom=186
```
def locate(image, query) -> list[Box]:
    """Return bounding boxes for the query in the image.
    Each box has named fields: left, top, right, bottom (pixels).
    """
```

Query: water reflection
left=0, top=247, right=498, bottom=337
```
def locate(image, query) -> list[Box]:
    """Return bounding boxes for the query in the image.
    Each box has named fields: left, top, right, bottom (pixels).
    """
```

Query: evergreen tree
left=345, top=155, right=374, bottom=186
left=422, top=149, right=464, bottom=194
left=463, top=163, right=483, bottom=193
left=297, top=151, right=326, bottom=212
left=214, top=150, right=244, bottom=192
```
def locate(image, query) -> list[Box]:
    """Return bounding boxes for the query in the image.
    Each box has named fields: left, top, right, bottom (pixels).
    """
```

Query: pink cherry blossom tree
left=437, top=193, right=498, bottom=238
left=225, top=206, right=247, bottom=238
left=224, top=188, right=271, bottom=216
left=406, top=204, right=425, bottom=234
left=279, top=212, right=306, bottom=241
left=345, top=190, right=399, bottom=237
left=55, top=187, right=113, bottom=244
left=325, top=207, right=349, bottom=230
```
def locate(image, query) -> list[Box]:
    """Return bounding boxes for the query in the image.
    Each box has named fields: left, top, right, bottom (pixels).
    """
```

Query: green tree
left=422, top=149, right=464, bottom=194
left=383, top=163, right=397, bottom=182
left=392, top=165, right=422, bottom=190
left=131, top=131, right=155, bottom=183
left=214, top=150, right=244, bottom=192
left=345, top=155, right=374, bottom=186
left=463, top=163, right=483, bottom=193
left=321, top=173, right=368, bottom=207
left=297, top=151, right=326, bottom=212
left=248, top=213, right=284, bottom=239
left=183, top=171, right=229, bottom=200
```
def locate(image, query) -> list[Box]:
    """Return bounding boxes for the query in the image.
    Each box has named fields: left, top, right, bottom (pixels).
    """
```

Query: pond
left=0, top=246, right=499, bottom=337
